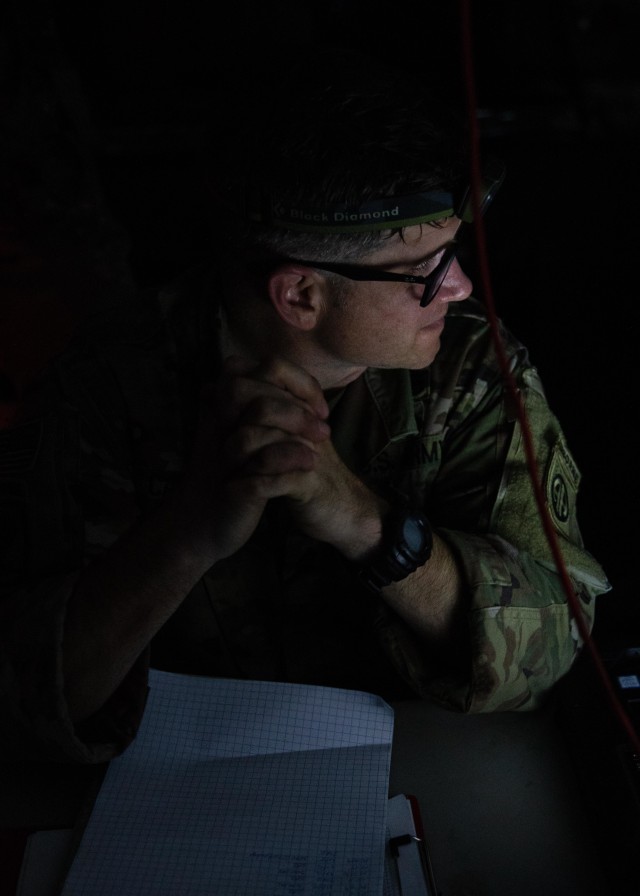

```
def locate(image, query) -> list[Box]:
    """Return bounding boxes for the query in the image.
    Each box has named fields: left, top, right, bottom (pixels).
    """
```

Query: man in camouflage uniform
left=0, top=51, right=609, bottom=762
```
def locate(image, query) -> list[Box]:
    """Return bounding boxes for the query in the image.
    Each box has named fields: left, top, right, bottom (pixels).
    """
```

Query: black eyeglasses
left=284, top=161, right=505, bottom=308
left=288, top=244, right=457, bottom=308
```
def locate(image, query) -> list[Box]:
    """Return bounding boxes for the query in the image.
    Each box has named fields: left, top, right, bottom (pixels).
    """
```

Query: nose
left=436, top=257, right=472, bottom=305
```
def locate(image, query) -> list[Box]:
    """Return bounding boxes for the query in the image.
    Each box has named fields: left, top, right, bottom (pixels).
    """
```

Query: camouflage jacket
left=0, top=267, right=610, bottom=761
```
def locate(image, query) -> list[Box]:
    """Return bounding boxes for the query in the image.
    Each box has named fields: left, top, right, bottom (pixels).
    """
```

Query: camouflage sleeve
left=0, top=357, right=149, bottom=762
left=375, top=310, right=611, bottom=712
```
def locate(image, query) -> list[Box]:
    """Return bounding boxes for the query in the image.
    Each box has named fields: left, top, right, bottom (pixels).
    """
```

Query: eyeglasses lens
left=420, top=246, right=456, bottom=307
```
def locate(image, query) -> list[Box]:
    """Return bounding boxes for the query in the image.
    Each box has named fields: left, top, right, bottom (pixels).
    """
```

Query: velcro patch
left=545, top=437, right=581, bottom=537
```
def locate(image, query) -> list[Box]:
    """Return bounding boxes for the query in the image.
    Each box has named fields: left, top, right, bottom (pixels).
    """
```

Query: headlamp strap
left=246, top=190, right=455, bottom=233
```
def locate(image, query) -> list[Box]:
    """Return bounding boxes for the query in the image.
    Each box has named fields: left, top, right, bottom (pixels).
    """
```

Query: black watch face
left=402, top=515, right=428, bottom=555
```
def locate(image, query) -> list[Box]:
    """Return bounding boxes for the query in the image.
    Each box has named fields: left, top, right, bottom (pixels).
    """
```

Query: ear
left=267, top=265, right=327, bottom=331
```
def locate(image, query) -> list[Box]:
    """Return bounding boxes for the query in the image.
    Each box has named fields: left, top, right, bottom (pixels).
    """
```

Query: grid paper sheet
left=61, top=670, right=394, bottom=896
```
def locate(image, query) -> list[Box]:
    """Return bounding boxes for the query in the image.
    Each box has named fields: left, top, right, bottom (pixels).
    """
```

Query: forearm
left=62, top=493, right=221, bottom=722
left=285, top=437, right=466, bottom=651
left=301, top=472, right=466, bottom=652
left=381, top=532, right=464, bottom=644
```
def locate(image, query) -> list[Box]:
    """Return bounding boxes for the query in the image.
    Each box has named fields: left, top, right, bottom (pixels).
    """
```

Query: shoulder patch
left=545, top=437, right=581, bottom=537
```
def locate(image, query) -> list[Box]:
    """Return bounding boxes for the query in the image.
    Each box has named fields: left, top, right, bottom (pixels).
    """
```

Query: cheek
left=372, top=297, right=423, bottom=335
left=323, top=306, right=391, bottom=361
left=358, top=308, right=424, bottom=364
left=350, top=305, right=403, bottom=347
left=328, top=287, right=423, bottom=357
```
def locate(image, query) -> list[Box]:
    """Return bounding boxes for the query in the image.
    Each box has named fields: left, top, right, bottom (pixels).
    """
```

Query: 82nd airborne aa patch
left=545, top=436, right=581, bottom=538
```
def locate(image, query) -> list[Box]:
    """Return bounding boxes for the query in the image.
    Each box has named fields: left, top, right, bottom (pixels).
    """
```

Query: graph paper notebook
left=60, top=669, right=395, bottom=896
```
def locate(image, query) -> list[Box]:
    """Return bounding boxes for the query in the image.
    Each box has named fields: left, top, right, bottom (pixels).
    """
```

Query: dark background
left=2, top=3, right=640, bottom=887
left=2, top=0, right=639, bottom=643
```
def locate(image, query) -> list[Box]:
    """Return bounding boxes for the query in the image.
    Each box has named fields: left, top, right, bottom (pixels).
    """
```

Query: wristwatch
left=358, top=506, right=433, bottom=594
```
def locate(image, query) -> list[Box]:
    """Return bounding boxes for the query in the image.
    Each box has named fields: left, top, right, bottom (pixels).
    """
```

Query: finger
left=226, top=379, right=322, bottom=433
left=242, top=439, right=318, bottom=477
left=217, top=369, right=317, bottom=431
left=219, top=366, right=330, bottom=441
left=221, top=444, right=318, bottom=505
left=240, top=394, right=331, bottom=443
left=224, top=425, right=321, bottom=470
left=226, top=467, right=314, bottom=506
left=223, top=355, right=329, bottom=420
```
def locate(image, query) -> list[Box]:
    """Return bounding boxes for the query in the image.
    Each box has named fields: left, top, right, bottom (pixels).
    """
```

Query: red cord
left=458, top=0, right=640, bottom=755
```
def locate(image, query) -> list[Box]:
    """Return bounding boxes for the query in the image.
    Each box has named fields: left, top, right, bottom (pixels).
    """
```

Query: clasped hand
left=179, top=356, right=385, bottom=565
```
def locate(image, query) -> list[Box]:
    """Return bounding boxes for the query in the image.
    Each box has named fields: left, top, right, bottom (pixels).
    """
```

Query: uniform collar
left=329, top=367, right=425, bottom=473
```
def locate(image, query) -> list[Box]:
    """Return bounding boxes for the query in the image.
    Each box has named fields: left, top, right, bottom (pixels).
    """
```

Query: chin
left=377, top=349, right=438, bottom=371
left=409, top=339, right=441, bottom=369
left=406, top=355, right=437, bottom=370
